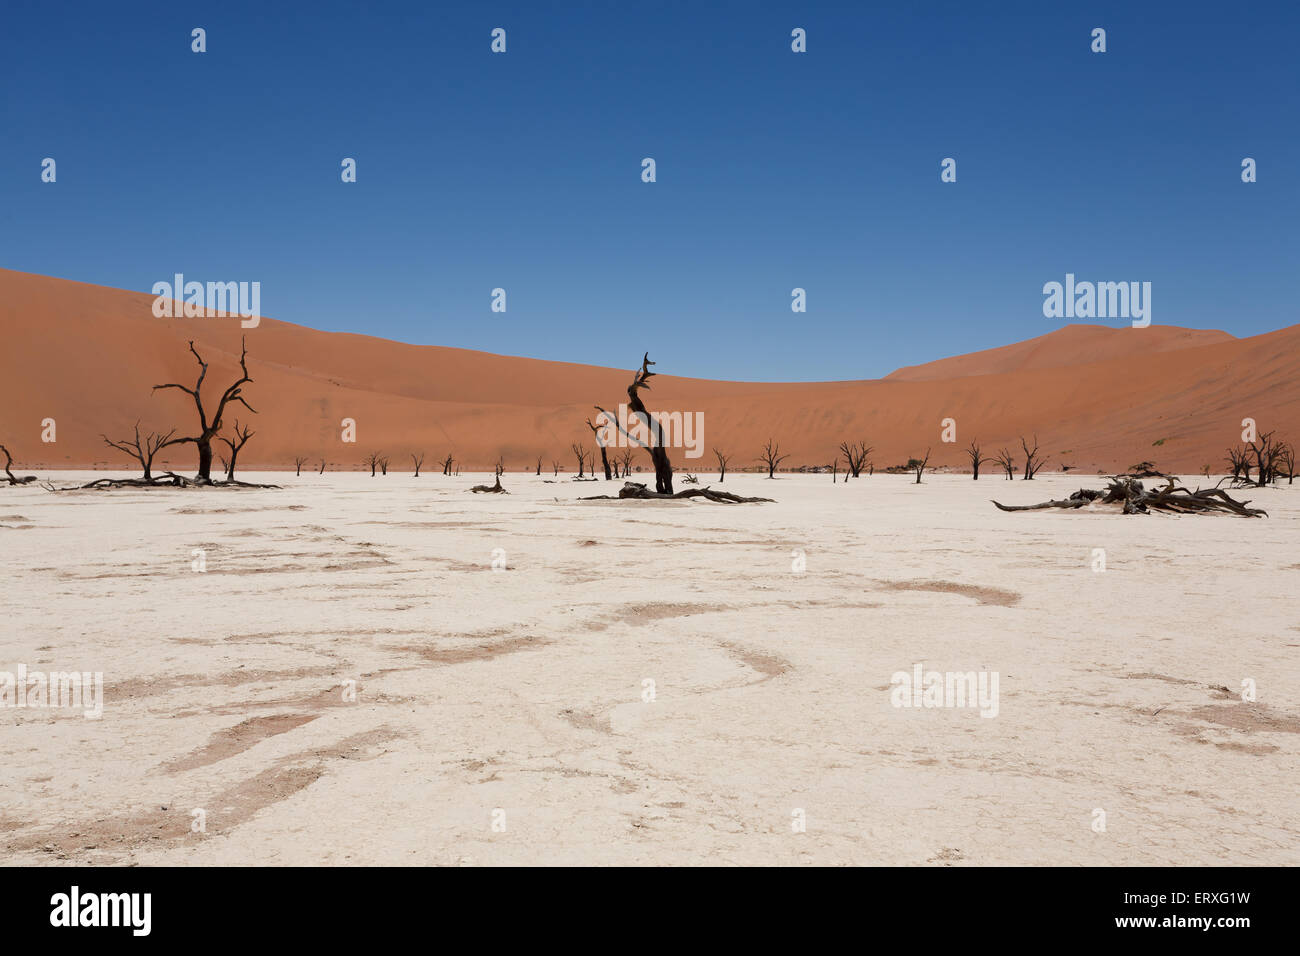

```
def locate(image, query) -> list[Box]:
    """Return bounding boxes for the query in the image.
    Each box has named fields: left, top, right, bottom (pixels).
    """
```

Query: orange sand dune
left=885, top=324, right=1234, bottom=381
left=2, top=268, right=1297, bottom=475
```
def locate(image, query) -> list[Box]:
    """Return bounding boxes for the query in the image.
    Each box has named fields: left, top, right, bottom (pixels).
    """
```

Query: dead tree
left=294, top=456, right=308, bottom=476
left=318, top=459, right=327, bottom=475
left=992, top=448, right=1016, bottom=480
left=102, top=422, right=176, bottom=481
left=618, top=448, right=634, bottom=478
left=713, top=448, right=733, bottom=482
left=838, top=441, right=872, bottom=478
left=470, top=462, right=508, bottom=494
left=378, top=456, right=389, bottom=476
left=571, top=442, right=588, bottom=477
left=1225, top=445, right=1251, bottom=483
left=994, top=476, right=1266, bottom=518
left=410, top=452, right=425, bottom=477
left=580, top=481, right=772, bottom=504
left=964, top=439, right=992, bottom=480
left=152, top=337, right=255, bottom=484
left=758, top=438, right=789, bottom=479
left=218, top=420, right=255, bottom=481
left=0, top=444, right=37, bottom=484
left=365, top=452, right=381, bottom=477
left=1020, top=434, right=1043, bottom=480
left=1248, top=431, right=1283, bottom=487
left=1278, top=443, right=1295, bottom=485
left=586, top=418, right=613, bottom=479
left=911, top=448, right=931, bottom=484
left=552, top=460, right=560, bottom=477
left=594, top=353, right=675, bottom=495
left=441, top=453, right=455, bottom=476
left=535, top=456, right=543, bottom=476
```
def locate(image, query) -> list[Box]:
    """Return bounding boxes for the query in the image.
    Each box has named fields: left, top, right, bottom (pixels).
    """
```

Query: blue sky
left=2, top=0, right=1296, bottom=381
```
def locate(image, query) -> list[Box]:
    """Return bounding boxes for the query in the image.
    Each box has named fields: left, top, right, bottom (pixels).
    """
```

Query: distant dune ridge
left=2, top=268, right=1297, bottom=475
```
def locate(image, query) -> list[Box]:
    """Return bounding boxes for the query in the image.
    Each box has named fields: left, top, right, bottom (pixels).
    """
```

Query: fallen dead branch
left=470, top=475, right=509, bottom=494
left=993, top=476, right=1265, bottom=517
left=580, top=480, right=773, bottom=504
left=52, top=472, right=281, bottom=491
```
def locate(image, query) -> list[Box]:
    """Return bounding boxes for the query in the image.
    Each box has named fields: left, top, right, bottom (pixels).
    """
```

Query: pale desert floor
left=1, top=471, right=1297, bottom=866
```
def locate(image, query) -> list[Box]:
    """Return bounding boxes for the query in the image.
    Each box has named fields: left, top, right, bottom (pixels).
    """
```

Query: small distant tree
left=1278, top=443, right=1295, bottom=485
left=1020, top=434, right=1043, bottom=480
left=441, top=453, right=455, bottom=476
left=535, top=455, right=543, bottom=476
left=552, top=460, right=561, bottom=476
left=838, top=441, right=872, bottom=478
left=964, top=439, right=992, bottom=480
left=102, top=422, right=176, bottom=481
left=218, top=420, right=255, bottom=481
left=365, top=452, right=381, bottom=477
left=1225, top=445, right=1251, bottom=482
left=378, top=456, right=389, bottom=476
left=318, top=459, right=326, bottom=475
left=758, top=438, right=789, bottom=479
left=713, top=448, right=733, bottom=482
left=618, top=448, right=634, bottom=479
left=911, top=448, right=931, bottom=484
left=294, top=456, right=308, bottom=476
left=411, top=452, right=425, bottom=477
left=1248, top=430, right=1283, bottom=487
left=993, top=447, right=1016, bottom=480
left=571, top=442, right=588, bottom=477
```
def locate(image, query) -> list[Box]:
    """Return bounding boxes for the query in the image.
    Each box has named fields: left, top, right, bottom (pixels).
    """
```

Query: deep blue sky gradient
left=2, top=0, right=1296, bottom=380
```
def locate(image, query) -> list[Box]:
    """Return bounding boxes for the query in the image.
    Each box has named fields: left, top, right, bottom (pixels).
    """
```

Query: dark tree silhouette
left=1225, top=445, right=1251, bottom=483
left=441, top=453, right=455, bottom=476
left=1279, top=443, right=1295, bottom=485
left=535, top=455, right=542, bottom=476
left=571, top=442, right=588, bottom=477
left=713, top=448, right=732, bottom=482
left=964, top=439, right=992, bottom=480
left=1, top=443, right=36, bottom=485
left=911, top=448, right=931, bottom=484
left=838, top=441, right=872, bottom=478
left=102, top=422, right=176, bottom=481
left=1247, top=431, right=1283, bottom=487
left=595, top=354, right=675, bottom=495
left=758, top=438, right=789, bottom=479
left=218, top=420, right=254, bottom=481
left=294, top=456, right=308, bottom=476
left=152, top=337, right=255, bottom=484
left=378, top=456, right=389, bottom=476
left=318, top=459, right=326, bottom=475
left=586, top=418, right=613, bottom=479
left=411, top=452, right=425, bottom=477
left=993, top=448, right=1016, bottom=480
left=365, top=452, right=381, bottom=477
left=1020, top=435, right=1043, bottom=480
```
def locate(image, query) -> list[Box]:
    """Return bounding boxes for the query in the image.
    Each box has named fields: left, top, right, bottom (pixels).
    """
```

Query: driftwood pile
left=993, top=476, right=1266, bottom=517
left=581, top=480, right=772, bottom=504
